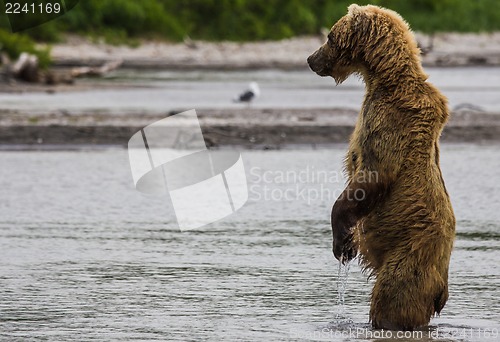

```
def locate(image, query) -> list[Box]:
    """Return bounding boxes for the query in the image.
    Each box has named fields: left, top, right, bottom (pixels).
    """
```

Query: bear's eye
left=327, top=35, right=334, bottom=46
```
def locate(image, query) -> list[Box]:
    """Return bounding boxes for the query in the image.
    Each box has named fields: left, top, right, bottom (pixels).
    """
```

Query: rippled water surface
left=0, top=67, right=499, bottom=113
left=1, top=145, right=499, bottom=341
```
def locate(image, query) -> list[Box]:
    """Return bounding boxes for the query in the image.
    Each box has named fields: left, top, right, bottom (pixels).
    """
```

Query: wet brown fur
left=307, top=4, right=456, bottom=331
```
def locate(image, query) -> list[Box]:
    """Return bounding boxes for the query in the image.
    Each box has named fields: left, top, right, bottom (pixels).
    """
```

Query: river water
left=0, top=67, right=499, bottom=113
left=1, top=144, right=499, bottom=341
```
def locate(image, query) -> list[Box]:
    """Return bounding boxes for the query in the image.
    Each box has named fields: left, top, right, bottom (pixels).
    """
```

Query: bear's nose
left=307, top=52, right=320, bottom=72
left=306, top=54, right=314, bottom=65
left=307, top=54, right=316, bottom=68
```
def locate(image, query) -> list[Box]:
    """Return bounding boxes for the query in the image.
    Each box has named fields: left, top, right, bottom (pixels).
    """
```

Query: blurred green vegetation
left=0, top=29, right=50, bottom=68
left=0, top=0, right=500, bottom=44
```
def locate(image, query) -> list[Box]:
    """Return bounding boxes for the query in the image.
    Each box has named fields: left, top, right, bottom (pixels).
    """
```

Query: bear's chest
left=349, top=95, right=400, bottom=173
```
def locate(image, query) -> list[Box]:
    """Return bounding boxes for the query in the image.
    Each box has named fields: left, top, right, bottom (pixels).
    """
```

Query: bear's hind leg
left=369, top=261, right=447, bottom=331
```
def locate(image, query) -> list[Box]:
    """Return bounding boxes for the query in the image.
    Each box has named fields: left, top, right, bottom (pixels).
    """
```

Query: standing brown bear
left=307, top=4, right=455, bottom=331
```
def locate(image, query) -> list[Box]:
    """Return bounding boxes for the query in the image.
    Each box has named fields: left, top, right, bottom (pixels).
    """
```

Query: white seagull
left=233, top=82, right=260, bottom=104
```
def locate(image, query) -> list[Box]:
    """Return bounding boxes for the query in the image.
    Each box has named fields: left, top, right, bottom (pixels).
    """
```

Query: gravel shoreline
left=1, top=108, right=499, bottom=148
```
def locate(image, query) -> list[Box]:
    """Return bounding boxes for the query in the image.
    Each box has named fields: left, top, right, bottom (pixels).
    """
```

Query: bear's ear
left=347, top=4, right=371, bottom=35
left=348, top=4, right=363, bottom=17
left=348, top=4, right=367, bottom=27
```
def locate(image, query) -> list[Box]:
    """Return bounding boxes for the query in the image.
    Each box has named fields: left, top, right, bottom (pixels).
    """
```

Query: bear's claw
left=333, top=234, right=358, bottom=263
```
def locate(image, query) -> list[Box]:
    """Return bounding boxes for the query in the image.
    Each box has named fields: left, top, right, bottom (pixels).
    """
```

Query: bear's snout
left=307, top=48, right=331, bottom=77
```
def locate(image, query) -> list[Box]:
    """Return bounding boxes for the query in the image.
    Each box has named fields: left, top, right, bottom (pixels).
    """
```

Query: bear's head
left=307, top=4, right=421, bottom=84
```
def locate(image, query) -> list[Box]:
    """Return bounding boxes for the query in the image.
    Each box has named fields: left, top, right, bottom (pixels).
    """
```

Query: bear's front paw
left=332, top=232, right=357, bottom=263
left=331, top=204, right=358, bottom=263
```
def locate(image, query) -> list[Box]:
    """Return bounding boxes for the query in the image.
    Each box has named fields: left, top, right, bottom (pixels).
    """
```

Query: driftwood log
left=70, top=59, right=123, bottom=78
left=1, top=52, right=122, bottom=84
left=9, top=52, right=39, bottom=82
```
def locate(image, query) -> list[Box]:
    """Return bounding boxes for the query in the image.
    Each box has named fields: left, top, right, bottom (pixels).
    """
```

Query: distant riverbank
left=49, top=33, right=500, bottom=70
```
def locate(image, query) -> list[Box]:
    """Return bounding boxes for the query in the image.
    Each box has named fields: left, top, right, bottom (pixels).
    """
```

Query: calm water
left=1, top=144, right=499, bottom=341
left=0, top=67, right=499, bottom=113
